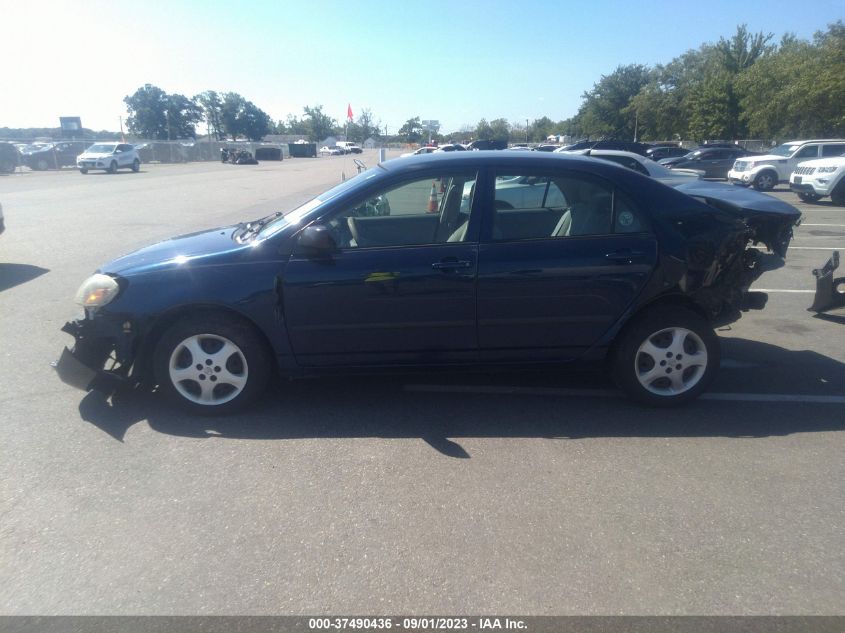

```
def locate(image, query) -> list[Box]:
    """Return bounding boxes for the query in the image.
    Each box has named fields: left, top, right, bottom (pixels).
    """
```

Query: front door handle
left=432, top=259, right=472, bottom=270
left=605, top=249, right=644, bottom=264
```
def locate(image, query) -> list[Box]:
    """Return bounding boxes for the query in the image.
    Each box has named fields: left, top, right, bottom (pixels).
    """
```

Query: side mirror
left=297, top=225, right=336, bottom=255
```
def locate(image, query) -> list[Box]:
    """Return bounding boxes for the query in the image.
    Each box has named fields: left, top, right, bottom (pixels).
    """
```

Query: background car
left=660, top=146, right=754, bottom=179
left=55, top=152, right=800, bottom=413
left=558, top=148, right=703, bottom=186
left=0, top=142, right=20, bottom=173
left=76, top=143, right=141, bottom=174
left=729, top=139, right=845, bottom=191
left=644, top=145, right=689, bottom=161
left=336, top=142, right=363, bottom=154
left=319, top=146, right=343, bottom=156
left=400, top=146, right=438, bottom=157
left=790, top=152, right=845, bottom=204
left=0, top=202, right=5, bottom=236
left=560, top=139, right=653, bottom=156
left=433, top=143, right=467, bottom=152
left=23, top=141, right=90, bottom=171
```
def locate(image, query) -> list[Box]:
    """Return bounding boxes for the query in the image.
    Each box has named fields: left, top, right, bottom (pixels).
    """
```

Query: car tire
left=153, top=313, right=272, bottom=415
left=79, top=168, right=88, bottom=174
left=830, top=181, right=845, bottom=206
left=36, top=158, right=49, bottom=171
left=797, top=191, right=820, bottom=203
left=108, top=161, right=117, bottom=174
left=611, top=305, right=720, bottom=407
left=752, top=171, right=777, bottom=191
left=0, top=159, right=15, bottom=173
left=131, top=159, right=140, bottom=172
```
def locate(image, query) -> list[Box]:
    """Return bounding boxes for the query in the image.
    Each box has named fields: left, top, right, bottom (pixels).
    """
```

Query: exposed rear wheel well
left=608, top=294, right=710, bottom=363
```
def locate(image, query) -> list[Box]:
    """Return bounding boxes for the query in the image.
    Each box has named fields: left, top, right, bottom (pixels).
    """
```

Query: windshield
left=770, top=143, right=800, bottom=157
left=86, top=144, right=117, bottom=153
left=257, top=167, right=385, bottom=239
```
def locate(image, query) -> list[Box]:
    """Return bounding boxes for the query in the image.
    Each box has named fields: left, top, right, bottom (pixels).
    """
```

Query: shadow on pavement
left=0, top=263, right=49, bottom=292
left=77, top=337, right=845, bottom=457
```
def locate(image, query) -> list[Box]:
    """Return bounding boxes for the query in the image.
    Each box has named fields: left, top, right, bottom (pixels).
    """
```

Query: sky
left=1, top=0, right=841, bottom=135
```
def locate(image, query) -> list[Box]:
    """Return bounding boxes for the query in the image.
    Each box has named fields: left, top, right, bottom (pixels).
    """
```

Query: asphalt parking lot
left=1, top=152, right=843, bottom=615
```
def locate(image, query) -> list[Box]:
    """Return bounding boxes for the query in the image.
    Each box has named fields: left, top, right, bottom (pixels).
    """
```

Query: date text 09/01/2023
left=308, top=617, right=528, bottom=630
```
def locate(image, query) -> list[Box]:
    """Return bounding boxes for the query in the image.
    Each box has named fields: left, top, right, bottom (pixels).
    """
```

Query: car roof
left=783, top=139, right=845, bottom=144
left=380, top=150, right=622, bottom=173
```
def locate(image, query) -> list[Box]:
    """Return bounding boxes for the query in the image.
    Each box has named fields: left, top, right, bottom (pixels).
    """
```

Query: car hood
left=734, top=154, right=782, bottom=163
left=101, top=225, right=250, bottom=275
left=796, top=156, right=845, bottom=168
left=675, top=181, right=801, bottom=256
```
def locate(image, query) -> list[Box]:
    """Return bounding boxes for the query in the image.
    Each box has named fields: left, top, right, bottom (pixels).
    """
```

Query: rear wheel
left=153, top=313, right=272, bottom=414
left=131, top=159, right=140, bottom=172
left=79, top=168, right=88, bottom=174
left=612, top=306, right=720, bottom=406
left=36, top=158, right=50, bottom=171
left=797, top=191, right=821, bottom=203
left=752, top=171, right=777, bottom=191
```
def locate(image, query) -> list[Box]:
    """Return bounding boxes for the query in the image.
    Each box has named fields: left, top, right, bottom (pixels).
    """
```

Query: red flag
left=347, top=104, right=353, bottom=121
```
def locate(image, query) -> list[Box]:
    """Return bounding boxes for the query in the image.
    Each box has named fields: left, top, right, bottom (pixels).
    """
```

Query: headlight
left=74, top=274, right=120, bottom=307
left=817, top=166, right=837, bottom=174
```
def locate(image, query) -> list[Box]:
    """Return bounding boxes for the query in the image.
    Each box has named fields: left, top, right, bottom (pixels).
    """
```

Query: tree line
left=120, top=22, right=842, bottom=146
left=123, top=85, right=382, bottom=144
left=404, top=21, right=844, bottom=145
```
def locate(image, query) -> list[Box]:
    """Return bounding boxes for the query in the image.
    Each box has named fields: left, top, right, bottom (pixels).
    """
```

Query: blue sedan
left=55, top=153, right=801, bottom=412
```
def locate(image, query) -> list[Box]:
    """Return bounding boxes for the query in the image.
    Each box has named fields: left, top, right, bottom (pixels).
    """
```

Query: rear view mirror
left=297, top=225, right=336, bottom=255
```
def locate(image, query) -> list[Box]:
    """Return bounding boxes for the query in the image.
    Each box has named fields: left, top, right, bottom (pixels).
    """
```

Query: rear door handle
left=432, top=259, right=472, bottom=270
left=605, top=249, right=645, bottom=264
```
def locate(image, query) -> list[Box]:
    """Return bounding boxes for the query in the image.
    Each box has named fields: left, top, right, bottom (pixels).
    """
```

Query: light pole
left=525, top=118, right=529, bottom=143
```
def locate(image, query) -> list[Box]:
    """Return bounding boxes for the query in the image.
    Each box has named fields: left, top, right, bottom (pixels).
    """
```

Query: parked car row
left=319, top=143, right=363, bottom=156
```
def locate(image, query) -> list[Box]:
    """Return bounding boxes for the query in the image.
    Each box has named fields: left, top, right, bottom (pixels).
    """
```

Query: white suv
left=727, top=139, right=845, bottom=191
left=790, top=154, right=845, bottom=205
left=77, top=142, right=141, bottom=174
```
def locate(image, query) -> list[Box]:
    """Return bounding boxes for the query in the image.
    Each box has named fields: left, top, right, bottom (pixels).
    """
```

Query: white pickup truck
left=727, top=139, right=845, bottom=191
left=335, top=142, right=363, bottom=154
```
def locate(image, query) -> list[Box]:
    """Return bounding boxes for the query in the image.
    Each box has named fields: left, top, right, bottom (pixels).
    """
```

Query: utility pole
left=526, top=118, right=529, bottom=143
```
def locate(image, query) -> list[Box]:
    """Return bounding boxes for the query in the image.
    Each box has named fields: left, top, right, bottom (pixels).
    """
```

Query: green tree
left=578, top=64, right=651, bottom=139
left=124, top=84, right=168, bottom=139
left=194, top=91, right=225, bottom=139
left=302, top=105, right=337, bottom=142
left=218, top=93, right=272, bottom=141
left=475, top=118, right=493, bottom=140
left=348, top=108, right=379, bottom=144
left=398, top=116, right=422, bottom=143
left=489, top=118, right=510, bottom=141
left=164, top=93, right=203, bottom=139
left=738, top=22, right=845, bottom=138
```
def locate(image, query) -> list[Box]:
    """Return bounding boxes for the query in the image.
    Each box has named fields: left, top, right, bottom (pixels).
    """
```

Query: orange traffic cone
left=427, top=181, right=439, bottom=213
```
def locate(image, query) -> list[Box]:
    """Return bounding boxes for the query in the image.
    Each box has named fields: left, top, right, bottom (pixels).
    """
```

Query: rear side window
left=822, top=144, right=845, bottom=157
left=491, top=171, right=649, bottom=241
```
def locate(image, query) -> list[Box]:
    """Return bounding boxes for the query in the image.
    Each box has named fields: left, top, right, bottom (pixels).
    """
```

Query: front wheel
left=797, top=191, right=821, bottom=203
left=79, top=168, right=88, bottom=174
left=153, top=313, right=272, bottom=414
left=108, top=161, right=117, bottom=174
left=830, top=181, right=845, bottom=206
left=612, top=306, right=720, bottom=406
left=752, top=171, right=777, bottom=191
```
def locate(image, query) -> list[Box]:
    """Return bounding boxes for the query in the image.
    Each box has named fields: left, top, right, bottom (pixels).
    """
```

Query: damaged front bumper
left=53, top=316, right=137, bottom=394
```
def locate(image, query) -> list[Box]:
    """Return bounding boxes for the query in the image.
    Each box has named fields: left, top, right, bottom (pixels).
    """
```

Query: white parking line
left=752, top=289, right=815, bottom=293
left=799, top=224, right=845, bottom=227
left=404, top=384, right=845, bottom=404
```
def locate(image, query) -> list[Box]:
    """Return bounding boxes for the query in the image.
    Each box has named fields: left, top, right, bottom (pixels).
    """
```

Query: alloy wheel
left=634, top=327, right=708, bottom=396
left=168, top=333, right=249, bottom=405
